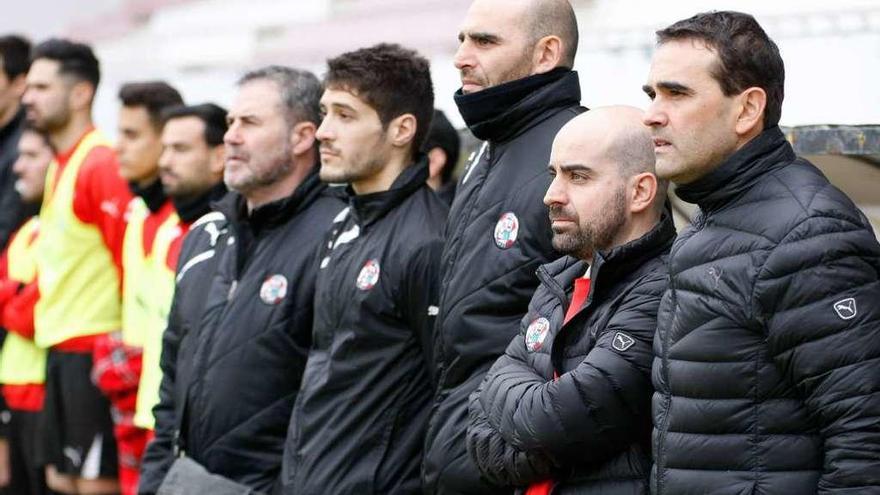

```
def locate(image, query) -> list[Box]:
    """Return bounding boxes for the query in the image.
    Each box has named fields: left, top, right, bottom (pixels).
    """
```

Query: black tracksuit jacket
left=424, top=71, right=585, bottom=494
left=282, top=161, right=447, bottom=495
left=138, top=173, right=343, bottom=494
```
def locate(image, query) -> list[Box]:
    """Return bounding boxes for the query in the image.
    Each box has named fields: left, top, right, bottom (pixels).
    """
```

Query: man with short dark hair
left=468, top=107, right=672, bottom=495
left=139, top=67, right=343, bottom=494
left=89, top=81, right=183, bottom=495
left=423, top=109, right=460, bottom=205
left=281, top=42, right=447, bottom=495
left=424, top=1, right=585, bottom=492
left=0, top=34, right=33, bottom=251
left=24, top=38, right=132, bottom=495
left=643, top=11, right=880, bottom=494
left=130, top=102, right=228, bottom=448
left=0, top=126, right=52, bottom=495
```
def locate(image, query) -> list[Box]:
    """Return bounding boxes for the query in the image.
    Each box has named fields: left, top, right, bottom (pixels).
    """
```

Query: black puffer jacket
left=424, top=69, right=585, bottom=495
left=139, top=172, right=344, bottom=494
left=468, top=214, right=675, bottom=495
left=282, top=161, right=447, bottom=495
left=652, top=127, right=880, bottom=495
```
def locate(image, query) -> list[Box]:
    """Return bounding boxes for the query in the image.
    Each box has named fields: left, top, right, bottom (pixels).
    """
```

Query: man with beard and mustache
left=467, top=106, right=673, bottom=495
left=138, top=66, right=343, bottom=495
left=23, top=38, right=131, bottom=495
left=424, top=0, right=585, bottom=493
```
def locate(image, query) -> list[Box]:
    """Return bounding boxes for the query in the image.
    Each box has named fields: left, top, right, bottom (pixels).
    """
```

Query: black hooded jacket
left=468, top=214, right=674, bottom=495
left=652, top=127, right=880, bottom=494
left=424, top=69, right=586, bottom=494
left=282, top=161, right=447, bottom=494
left=138, top=172, right=344, bottom=494
left=0, top=109, right=35, bottom=250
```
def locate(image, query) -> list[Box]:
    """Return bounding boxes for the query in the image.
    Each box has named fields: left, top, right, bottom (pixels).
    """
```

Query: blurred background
left=4, top=0, right=879, bottom=229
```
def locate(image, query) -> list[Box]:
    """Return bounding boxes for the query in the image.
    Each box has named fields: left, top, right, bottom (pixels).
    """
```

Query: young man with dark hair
left=423, top=109, right=460, bottom=205
left=23, top=37, right=131, bottom=495
left=424, top=1, right=586, bottom=493
left=132, top=102, right=227, bottom=439
left=643, top=11, right=880, bottom=494
left=0, top=34, right=34, bottom=251
left=87, top=80, right=183, bottom=495
left=282, top=43, right=447, bottom=495
left=139, top=67, right=343, bottom=494
left=0, top=126, right=52, bottom=495
left=468, top=107, right=672, bottom=495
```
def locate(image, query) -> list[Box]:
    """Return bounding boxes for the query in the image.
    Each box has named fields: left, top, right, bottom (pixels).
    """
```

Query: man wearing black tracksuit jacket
left=138, top=66, right=344, bottom=494
left=468, top=107, right=672, bottom=495
left=281, top=44, right=446, bottom=495
left=424, top=1, right=585, bottom=493
left=643, top=12, right=880, bottom=494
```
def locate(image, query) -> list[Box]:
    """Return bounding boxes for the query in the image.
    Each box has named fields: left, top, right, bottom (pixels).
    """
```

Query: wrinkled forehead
left=460, top=0, right=532, bottom=40
left=230, top=79, right=283, bottom=117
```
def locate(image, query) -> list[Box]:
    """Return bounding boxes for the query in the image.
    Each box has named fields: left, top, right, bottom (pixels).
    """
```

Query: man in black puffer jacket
left=468, top=107, right=673, bottom=495
left=138, top=66, right=344, bottom=494
left=425, top=1, right=586, bottom=492
left=642, top=11, right=880, bottom=495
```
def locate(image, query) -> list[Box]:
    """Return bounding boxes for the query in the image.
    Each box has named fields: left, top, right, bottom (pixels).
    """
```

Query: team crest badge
left=494, top=212, right=519, bottom=249
left=260, top=274, right=288, bottom=305
left=356, top=259, right=381, bottom=291
left=525, top=317, right=551, bottom=352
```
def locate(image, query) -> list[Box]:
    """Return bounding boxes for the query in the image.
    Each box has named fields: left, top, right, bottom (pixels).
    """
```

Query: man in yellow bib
left=22, top=38, right=132, bottom=495
left=0, top=125, right=53, bottom=495
left=90, top=81, right=183, bottom=495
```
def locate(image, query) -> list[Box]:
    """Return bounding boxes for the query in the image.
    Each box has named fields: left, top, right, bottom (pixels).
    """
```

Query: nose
left=224, top=121, right=242, bottom=146
left=21, top=88, right=34, bottom=106
left=158, top=147, right=171, bottom=171
left=643, top=100, right=667, bottom=128
left=315, top=118, right=332, bottom=143
left=453, top=40, right=473, bottom=71
left=543, top=173, right=566, bottom=207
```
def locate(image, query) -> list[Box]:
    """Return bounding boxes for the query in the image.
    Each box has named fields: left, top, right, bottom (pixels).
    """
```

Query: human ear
left=628, top=172, right=658, bottom=214
left=290, top=121, right=317, bottom=157
left=532, top=35, right=563, bottom=74
left=388, top=114, right=417, bottom=149
left=735, top=87, right=767, bottom=136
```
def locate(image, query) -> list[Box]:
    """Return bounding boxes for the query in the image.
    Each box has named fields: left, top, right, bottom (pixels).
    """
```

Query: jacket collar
left=172, top=182, right=228, bottom=224
left=538, top=212, right=676, bottom=307
left=675, top=126, right=795, bottom=211
left=454, top=68, right=582, bottom=143
left=129, top=178, right=167, bottom=213
left=347, top=155, right=429, bottom=228
left=214, top=167, right=326, bottom=234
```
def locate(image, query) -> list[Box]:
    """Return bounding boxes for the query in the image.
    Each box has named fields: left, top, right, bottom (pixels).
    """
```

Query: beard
left=550, top=186, right=627, bottom=259
left=224, top=139, right=292, bottom=193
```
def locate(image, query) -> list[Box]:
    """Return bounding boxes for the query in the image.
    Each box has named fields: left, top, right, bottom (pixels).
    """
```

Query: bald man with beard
left=467, top=107, right=673, bottom=495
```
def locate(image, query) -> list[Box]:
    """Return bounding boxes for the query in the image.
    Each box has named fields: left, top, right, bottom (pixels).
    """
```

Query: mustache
left=548, top=204, right=576, bottom=220
left=319, top=145, right=340, bottom=155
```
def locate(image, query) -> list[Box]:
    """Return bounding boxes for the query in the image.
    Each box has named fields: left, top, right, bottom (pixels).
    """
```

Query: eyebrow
left=459, top=31, right=501, bottom=44
left=327, top=102, right=358, bottom=113
left=644, top=81, right=694, bottom=95
left=548, top=162, right=594, bottom=173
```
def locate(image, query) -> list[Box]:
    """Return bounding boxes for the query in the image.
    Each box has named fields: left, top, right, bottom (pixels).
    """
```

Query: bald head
left=526, top=0, right=579, bottom=68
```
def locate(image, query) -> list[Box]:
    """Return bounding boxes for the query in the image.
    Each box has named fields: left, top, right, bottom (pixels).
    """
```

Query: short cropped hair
left=118, top=81, right=184, bottom=131
left=161, top=103, right=228, bottom=147
left=237, top=65, right=322, bottom=127
left=0, top=35, right=31, bottom=80
left=31, top=38, right=101, bottom=90
left=656, top=11, right=785, bottom=128
left=325, top=43, right=434, bottom=159
left=422, top=109, right=460, bottom=182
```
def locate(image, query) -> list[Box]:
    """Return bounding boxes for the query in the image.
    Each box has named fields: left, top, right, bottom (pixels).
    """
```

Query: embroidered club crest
left=494, top=212, right=519, bottom=249
left=260, top=274, right=288, bottom=305
left=525, top=317, right=551, bottom=352
left=356, top=259, right=381, bottom=291
left=612, top=332, right=635, bottom=352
